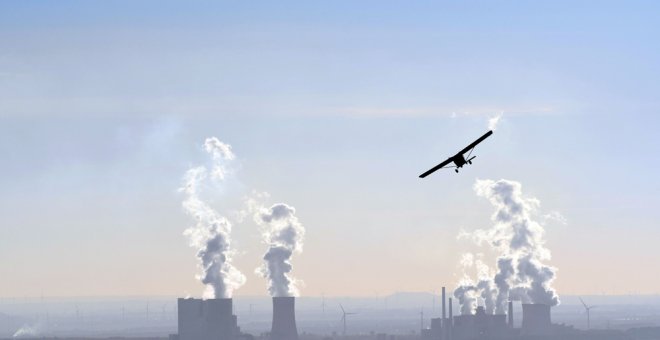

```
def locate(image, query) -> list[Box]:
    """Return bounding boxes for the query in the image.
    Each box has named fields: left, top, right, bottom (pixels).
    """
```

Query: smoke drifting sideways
left=180, top=137, right=246, bottom=299
left=254, top=203, right=306, bottom=297
left=454, top=179, right=559, bottom=315
left=13, top=324, right=40, bottom=338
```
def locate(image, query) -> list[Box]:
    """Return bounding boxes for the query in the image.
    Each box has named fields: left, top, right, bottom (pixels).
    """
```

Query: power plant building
left=521, top=303, right=552, bottom=336
left=422, top=286, right=561, bottom=340
left=175, top=298, right=239, bottom=340
left=452, top=307, right=508, bottom=340
left=171, top=292, right=554, bottom=340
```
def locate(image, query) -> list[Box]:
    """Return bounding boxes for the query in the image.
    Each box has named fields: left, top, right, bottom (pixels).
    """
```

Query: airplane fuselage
left=452, top=154, right=467, bottom=168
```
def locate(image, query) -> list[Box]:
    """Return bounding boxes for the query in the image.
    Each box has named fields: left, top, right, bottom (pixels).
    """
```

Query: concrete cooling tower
left=177, top=298, right=238, bottom=340
left=270, top=297, right=299, bottom=340
left=521, top=303, right=551, bottom=336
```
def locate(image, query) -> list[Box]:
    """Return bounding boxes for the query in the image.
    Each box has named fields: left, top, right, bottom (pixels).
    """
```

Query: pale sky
left=1, top=1, right=659, bottom=298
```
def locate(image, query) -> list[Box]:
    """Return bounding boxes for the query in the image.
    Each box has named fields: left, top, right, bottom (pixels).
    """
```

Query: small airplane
left=419, top=130, right=493, bottom=178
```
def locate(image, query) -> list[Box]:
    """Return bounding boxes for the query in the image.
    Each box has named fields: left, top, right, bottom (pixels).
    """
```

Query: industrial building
left=172, top=298, right=240, bottom=340
left=452, top=306, right=508, bottom=339
left=422, top=287, right=557, bottom=340
left=169, top=289, right=556, bottom=340
left=170, top=296, right=299, bottom=340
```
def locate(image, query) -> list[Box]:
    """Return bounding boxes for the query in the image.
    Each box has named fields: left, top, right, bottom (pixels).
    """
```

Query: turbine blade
left=579, top=297, right=588, bottom=309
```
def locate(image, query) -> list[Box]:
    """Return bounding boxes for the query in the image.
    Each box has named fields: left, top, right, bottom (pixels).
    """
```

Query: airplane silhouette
left=419, top=130, right=493, bottom=178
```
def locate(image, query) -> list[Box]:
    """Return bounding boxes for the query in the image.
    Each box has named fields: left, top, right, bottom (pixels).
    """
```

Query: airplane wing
left=419, top=158, right=453, bottom=178
left=457, top=130, right=493, bottom=156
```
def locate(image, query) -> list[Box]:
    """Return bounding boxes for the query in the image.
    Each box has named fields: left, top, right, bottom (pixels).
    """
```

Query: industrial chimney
left=507, top=301, right=513, bottom=328
left=270, top=297, right=299, bottom=340
left=441, top=288, right=447, bottom=340
left=521, top=303, right=551, bottom=336
left=442, top=287, right=446, bottom=321
left=447, top=297, right=453, bottom=340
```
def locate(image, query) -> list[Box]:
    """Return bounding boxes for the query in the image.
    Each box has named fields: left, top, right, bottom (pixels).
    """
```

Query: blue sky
left=0, top=1, right=659, bottom=297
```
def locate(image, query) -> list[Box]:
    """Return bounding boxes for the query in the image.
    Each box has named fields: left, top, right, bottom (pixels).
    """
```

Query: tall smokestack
left=448, top=298, right=453, bottom=340
left=442, top=287, right=446, bottom=320
left=270, top=297, right=299, bottom=340
left=507, top=301, right=513, bottom=328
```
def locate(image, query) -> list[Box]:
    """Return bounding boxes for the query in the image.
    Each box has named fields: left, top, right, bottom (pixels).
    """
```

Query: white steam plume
left=475, top=258, right=497, bottom=314
left=488, top=113, right=502, bottom=131
left=455, top=254, right=497, bottom=315
left=13, top=324, right=40, bottom=338
left=181, top=137, right=245, bottom=298
left=254, top=203, right=306, bottom=297
left=454, top=179, right=559, bottom=314
left=453, top=283, right=478, bottom=315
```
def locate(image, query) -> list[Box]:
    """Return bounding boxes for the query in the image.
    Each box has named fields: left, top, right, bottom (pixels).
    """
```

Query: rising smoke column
left=454, top=284, right=478, bottom=315
left=254, top=203, right=305, bottom=297
left=454, top=179, right=559, bottom=314
left=455, top=254, right=498, bottom=315
left=181, top=137, right=246, bottom=298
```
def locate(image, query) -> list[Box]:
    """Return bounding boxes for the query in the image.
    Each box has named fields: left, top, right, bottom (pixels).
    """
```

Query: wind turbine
left=579, top=297, right=597, bottom=329
left=161, top=304, right=167, bottom=321
left=321, top=294, right=326, bottom=318
left=339, top=304, right=357, bottom=336
left=420, top=308, right=425, bottom=333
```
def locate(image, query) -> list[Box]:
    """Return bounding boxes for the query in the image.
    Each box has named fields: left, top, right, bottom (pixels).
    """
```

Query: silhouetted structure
left=429, top=318, right=443, bottom=340
left=447, top=298, right=453, bottom=340
left=442, top=287, right=448, bottom=340
left=452, top=306, right=508, bottom=340
left=521, top=303, right=551, bottom=336
left=176, top=298, right=238, bottom=340
left=419, top=130, right=493, bottom=177
left=508, top=301, right=514, bottom=329
left=425, top=288, right=455, bottom=340
left=270, top=297, right=299, bottom=340
left=442, top=287, right=447, bottom=321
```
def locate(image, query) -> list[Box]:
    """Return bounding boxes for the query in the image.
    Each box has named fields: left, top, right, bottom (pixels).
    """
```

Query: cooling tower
left=507, top=301, right=513, bottom=328
left=178, top=298, right=204, bottom=340
left=270, top=297, right=299, bottom=340
left=521, top=303, right=551, bottom=335
left=205, top=298, right=236, bottom=340
left=177, top=298, right=237, bottom=340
